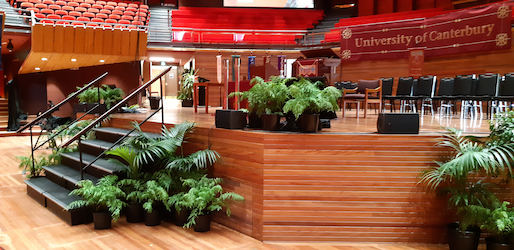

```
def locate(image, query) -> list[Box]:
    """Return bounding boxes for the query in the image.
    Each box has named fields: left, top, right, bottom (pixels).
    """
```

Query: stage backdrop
left=340, top=2, right=512, bottom=61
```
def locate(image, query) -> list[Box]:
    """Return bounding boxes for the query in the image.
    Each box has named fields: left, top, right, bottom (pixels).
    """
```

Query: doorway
left=150, top=64, right=179, bottom=98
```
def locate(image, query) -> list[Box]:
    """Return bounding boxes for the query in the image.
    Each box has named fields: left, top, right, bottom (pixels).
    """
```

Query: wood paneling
left=358, top=0, right=375, bottom=16
left=20, top=24, right=147, bottom=74
left=396, top=0, right=414, bottom=12
left=105, top=117, right=451, bottom=243
left=377, top=0, right=395, bottom=14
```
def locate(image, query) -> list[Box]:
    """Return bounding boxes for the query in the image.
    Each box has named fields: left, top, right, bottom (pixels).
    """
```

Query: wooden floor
left=0, top=100, right=493, bottom=249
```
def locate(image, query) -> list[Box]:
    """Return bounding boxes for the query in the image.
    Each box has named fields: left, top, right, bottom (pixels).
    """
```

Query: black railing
left=16, top=72, right=108, bottom=177
left=62, top=66, right=171, bottom=180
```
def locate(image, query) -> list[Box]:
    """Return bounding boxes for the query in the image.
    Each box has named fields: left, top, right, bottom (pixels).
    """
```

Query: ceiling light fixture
left=42, top=58, right=48, bottom=61
left=71, top=58, right=77, bottom=62
left=99, top=59, right=105, bottom=63
left=35, top=67, right=40, bottom=70
left=6, top=39, right=13, bottom=52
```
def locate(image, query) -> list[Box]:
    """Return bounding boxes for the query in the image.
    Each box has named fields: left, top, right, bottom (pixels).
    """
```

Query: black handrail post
left=79, top=136, right=83, bottom=180
left=160, top=76, right=164, bottom=130
left=29, top=126, right=35, bottom=177
left=97, top=79, right=101, bottom=118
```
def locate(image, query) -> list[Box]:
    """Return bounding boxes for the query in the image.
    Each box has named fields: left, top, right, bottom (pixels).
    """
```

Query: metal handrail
left=16, top=72, right=108, bottom=133
left=62, top=66, right=172, bottom=148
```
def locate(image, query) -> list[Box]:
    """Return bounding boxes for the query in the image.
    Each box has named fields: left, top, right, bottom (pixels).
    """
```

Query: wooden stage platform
left=101, top=99, right=496, bottom=243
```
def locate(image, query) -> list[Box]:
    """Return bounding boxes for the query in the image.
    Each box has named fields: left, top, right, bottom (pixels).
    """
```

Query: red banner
left=340, top=2, right=512, bottom=61
left=409, top=48, right=425, bottom=77
left=297, top=60, right=318, bottom=77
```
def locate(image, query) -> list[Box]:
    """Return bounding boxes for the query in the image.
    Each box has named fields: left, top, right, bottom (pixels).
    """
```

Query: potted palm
left=127, top=180, right=169, bottom=226
left=67, top=175, right=127, bottom=230
left=229, top=76, right=290, bottom=130
left=283, top=77, right=341, bottom=132
left=178, top=175, right=244, bottom=232
left=178, top=69, right=197, bottom=107
left=419, top=127, right=514, bottom=250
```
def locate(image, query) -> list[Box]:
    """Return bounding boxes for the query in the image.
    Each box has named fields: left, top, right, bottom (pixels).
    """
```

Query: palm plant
left=283, top=77, right=342, bottom=120
left=67, top=175, right=127, bottom=220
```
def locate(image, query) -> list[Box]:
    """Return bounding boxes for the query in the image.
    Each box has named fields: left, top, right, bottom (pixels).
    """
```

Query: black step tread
left=81, top=139, right=118, bottom=150
left=93, top=127, right=162, bottom=139
left=43, top=164, right=99, bottom=186
left=61, top=152, right=124, bottom=174
left=24, top=178, right=82, bottom=210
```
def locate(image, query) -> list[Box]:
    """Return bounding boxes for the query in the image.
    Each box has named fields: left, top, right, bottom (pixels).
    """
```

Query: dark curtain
left=6, top=77, right=25, bottom=131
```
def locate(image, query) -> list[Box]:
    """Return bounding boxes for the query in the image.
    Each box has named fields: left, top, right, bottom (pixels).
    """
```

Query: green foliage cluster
left=283, top=77, right=342, bottom=120
left=489, top=110, right=514, bottom=147
left=177, top=69, right=197, bottom=101
left=420, top=120, right=514, bottom=242
left=228, top=76, right=290, bottom=115
left=75, top=85, right=125, bottom=109
left=68, top=175, right=127, bottom=220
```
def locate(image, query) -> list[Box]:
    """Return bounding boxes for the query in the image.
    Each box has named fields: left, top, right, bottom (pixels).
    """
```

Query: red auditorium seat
left=114, top=6, right=124, bottom=11
left=69, top=11, right=80, bottom=17
left=108, top=14, right=120, bottom=19
left=42, top=0, right=53, bottom=4
left=99, top=9, right=110, bottom=14
left=106, top=1, right=116, bottom=6
left=124, top=10, right=134, bottom=16
left=137, top=8, right=147, bottom=13
left=131, top=20, right=142, bottom=25
left=61, top=5, right=73, bottom=11
left=96, top=13, right=107, bottom=19
left=104, top=18, right=116, bottom=23
left=96, top=0, right=106, bottom=5
left=84, top=0, right=94, bottom=4
left=103, top=5, right=113, bottom=10
left=35, top=13, right=45, bottom=18
left=128, top=25, right=136, bottom=29
left=101, top=24, right=112, bottom=28
left=41, top=8, right=54, bottom=14
left=72, top=0, right=83, bottom=3
left=48, top=4, right=60, bottom=9
left=135, top=11, right=146, bottom=17
left=78, top=2, right=90, bottom=8
left=111, top=10, right=122, bottom=15
left=74, top=6, right=86, bottom=12
left=91, top=17, right=103, bottom=22
left=47, top=14, right=60, bottom=19
left=117, top=2, right=126, bottom=7
left=41, top=19, right=54, bottom=24
left=27, top=7, right=40, bottom=13
left=82, top=12, right=94, bottom=18
left=91, top=4, right=102, bottom=9
left=88, top=8, right=99, bottom=13
left=121, top=15, right=132, bottom=20
left=55, top=0, right=65, bottom=5
left=20, top=2, right=33, bottom=8
left=77, top=16, right=89, bottom=21
left=62, top=15, right=75, bottom=20
left=55, top=9, right=67, bottom=15
left=118, top=19, right=129, bottom=24
left=29, top=0, right=42, bottom=3
left=113, top=25, right=123, bottom=29
left=67, top=1, right=78, bottom=7
left=72, top=21, right=84, bottom=26
left=128, top=3, right=137, bottom=8
left=34, top=3, right=47, bottom=8
left=86, top=23, right=98, bottom=27
left=139, top=4, right=147, bottom=9
left=133, top=16, right=145, bottom=22
left=56, top=20, right=70, bottom=25
left=125, top=7, right=136, bottom=12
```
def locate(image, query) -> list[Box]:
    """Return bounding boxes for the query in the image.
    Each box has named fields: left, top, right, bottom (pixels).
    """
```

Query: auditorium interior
left=0, top=0, right=514, bottom=249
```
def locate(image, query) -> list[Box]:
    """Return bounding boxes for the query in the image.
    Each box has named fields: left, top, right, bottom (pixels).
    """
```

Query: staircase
left=303, top=8, right=353, bottom=45
left=147, top=6, right=174, bottom=44
left=24, top=127, right=158, bottom=225
left=0, top=98, right=8, bottom=130
left=0, top=0, right=31, bottom=32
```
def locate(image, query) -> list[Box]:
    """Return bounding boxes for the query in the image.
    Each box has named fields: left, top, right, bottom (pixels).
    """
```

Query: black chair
left=433, top=77, right=455, bottom=117
left=454, top=74, right=476, bottom=118
left=394, top=77, right=416, bottom=112
left=381, top=77, right=394, bottom=112
left=413, top=75, right=437, bottom=116
left=474, top=74, right=500, bottom=118
left=493, top=73, right=514, bottom=115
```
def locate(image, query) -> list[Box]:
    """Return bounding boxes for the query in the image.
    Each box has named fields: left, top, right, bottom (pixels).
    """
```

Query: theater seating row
left=14, top=0, right=148, bottom=28
left=170, top=7, right=324, bottom=45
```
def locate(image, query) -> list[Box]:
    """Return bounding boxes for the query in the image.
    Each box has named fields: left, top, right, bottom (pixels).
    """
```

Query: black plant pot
left=93, top=212, right=112, bottom=230
left=126, top=202, right=143, bottom=223
left=297, top=114, right=320, bottom=133
left=162, top=207, right=175, bottom=223
left=260, top=114, right=280, bottom=131
left=447, top=223, right=481, bottom=250
left=248, top=112, right=262, bottom=129
left=174, top=209, right=189, bottom=227
left=144, top=210, right=161, bottom=226
left=194, top=213, right=212, bottom=232
left=486, top=237, right=514, bottom=250
left=181, top=99, right=193, bottom=107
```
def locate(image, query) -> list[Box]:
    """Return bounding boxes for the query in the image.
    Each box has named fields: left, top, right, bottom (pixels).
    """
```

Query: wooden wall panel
left=53, top=26, right=64, bottom=53
left=63, top=26, right=75, bottom=54
left=396, top=0, right=414, bottom=12
left=358, top=0, right=375, bottom=16
left=106, top=117, right=450, bottom=243
left=377, top=0, right=395, bottom=14
left=74, top=28, right=85, bottom=54
left=435, top=0, right=453, bottom=10
left=415, top=0, right=435, bottom=9
left=42, top=25, right=54, bottom=53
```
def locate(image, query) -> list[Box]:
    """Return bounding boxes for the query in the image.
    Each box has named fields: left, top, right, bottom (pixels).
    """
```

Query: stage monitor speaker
left=215, top=110, right=247, bottom=129
left=377, top=113, right=419, bottom=134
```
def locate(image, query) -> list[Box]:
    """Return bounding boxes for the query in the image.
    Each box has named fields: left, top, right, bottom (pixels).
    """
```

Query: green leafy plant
left=489, top=110, right=514, bottom=147
left=67, top=175, right=127, bottom=220
left=460, top=200, right=514, bottom=244
left=283, top=77, right=342, bottom=120
left=228, top=76, right=290, bottom=115
left=74, top=85, right=125, bottom=109
left=177, top=69, right=198, bottom=101
left=127, top=180, right=169, bottom=212
left=168, top=175, right=244, bottom=228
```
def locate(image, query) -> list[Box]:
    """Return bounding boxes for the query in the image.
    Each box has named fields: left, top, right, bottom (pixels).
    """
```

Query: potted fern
left=229, top=76, right=289, bottom=130
left=177, top=175, right=244, bottom=232
left=283, top=77, right=341, bottom=132
left=73, top=85, right=125, bottom=114
left=126, top=180, right=169, bottom=226
left=67, top=175, right=127, bottom=230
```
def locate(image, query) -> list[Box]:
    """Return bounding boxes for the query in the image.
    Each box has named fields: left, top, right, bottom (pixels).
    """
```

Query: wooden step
left=92, top=127, right=161, bottom=143
left=60, top=152, right=124, bottom=178
left=79, top=139, right=119, bottom=158
left=43, top=164, right=99, bottom=191
left=24, top=177, right=92, bottom=225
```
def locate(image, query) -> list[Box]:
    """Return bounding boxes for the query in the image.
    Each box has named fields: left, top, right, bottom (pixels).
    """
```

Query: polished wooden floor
left=0, top=100, right=493, bottom=249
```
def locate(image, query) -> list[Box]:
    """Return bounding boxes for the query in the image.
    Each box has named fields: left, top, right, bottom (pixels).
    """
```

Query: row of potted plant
left=229, top=76, right=342, bottom=133
left=419, top=111, right=514, bottom=250
left=67, top=121, right=244, bottom=231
